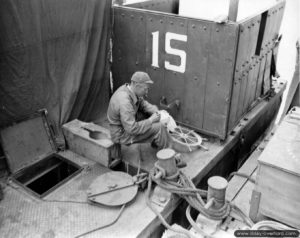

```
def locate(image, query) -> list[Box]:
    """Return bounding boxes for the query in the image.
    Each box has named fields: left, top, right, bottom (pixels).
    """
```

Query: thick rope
left=146, top=166, right=254, bottom=237
left=150, top=168, right=231, bottom=221
left=146, top=174, right=193, bottom=238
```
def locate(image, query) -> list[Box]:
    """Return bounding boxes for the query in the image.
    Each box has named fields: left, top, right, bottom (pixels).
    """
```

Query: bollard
left=155, top=149, right=178, bottom=179
left=207, top=176, right=228, bottom=210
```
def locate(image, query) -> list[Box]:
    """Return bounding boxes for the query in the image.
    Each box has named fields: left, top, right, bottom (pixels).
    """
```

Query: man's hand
left=149, top=112, right=160, bottom=124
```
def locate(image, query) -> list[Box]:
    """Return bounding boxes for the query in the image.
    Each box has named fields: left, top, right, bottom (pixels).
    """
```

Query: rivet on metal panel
left=121, top=13, right=125, bottom=17
left=235, top=69, right=239, bottom=73
left=246, top=61, right=249, bottom=64
left=203, top=26, right=207, bottom=30
left=216, top=28, right=219, bottom=32
left=160, top=19, right=163, bottom=23
left=257, top=20, right=260, bottom=23
left=173, top=72, right=177, bottom=75
left=131, top=15, right=134, bottom=19
left=136, top=61, right=139, bottom=65
left=217, top=82, right=220, bottom=86
left=149, top=18, right=153, bottom=22
left=194, top=77, right=198, bottom=80
left=180, top=23, right=184, bottom=27
left=248, top=25, right=251, bottom=29
left=192, top=24, right=195, bottom=28
left=170, top=21, right=173, bottom=25
left=140, top=16, right=143, bottom=20
left=252, top=23, right=255, bottom=26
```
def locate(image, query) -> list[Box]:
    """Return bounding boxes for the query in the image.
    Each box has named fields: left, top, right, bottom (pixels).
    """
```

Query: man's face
left=136, top=83, right=150, bottom=98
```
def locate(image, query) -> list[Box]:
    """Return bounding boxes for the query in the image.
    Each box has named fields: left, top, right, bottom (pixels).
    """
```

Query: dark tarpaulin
left=0, top=0, right=111, bottom=139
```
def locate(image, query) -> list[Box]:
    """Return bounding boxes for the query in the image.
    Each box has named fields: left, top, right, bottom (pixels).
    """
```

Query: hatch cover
left=87, top=171, right=138, bottom=206
left=0, top=110, right=56, bottom=173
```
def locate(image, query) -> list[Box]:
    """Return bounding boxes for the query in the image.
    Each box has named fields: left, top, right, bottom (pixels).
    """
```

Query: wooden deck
left=0, top=80, right=285, bottom=238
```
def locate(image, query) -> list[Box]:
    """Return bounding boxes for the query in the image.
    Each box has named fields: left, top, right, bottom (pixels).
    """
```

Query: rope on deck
left=146, top=167, right=255, bottom=237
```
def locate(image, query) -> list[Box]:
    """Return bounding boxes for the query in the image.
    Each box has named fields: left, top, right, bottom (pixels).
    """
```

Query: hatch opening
left=13, top=154, right=81, bottom=198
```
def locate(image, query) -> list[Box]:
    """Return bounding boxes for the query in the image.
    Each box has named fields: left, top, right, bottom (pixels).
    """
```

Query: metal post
left=207, top=176, right=228, bottom=210
left=156, top=149, right=178, bottom=177
left=228, top=0, right=239, bottom=22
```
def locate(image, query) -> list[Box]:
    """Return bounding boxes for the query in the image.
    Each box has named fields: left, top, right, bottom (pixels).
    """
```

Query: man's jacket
left=107, top=84, right=157, bottom=143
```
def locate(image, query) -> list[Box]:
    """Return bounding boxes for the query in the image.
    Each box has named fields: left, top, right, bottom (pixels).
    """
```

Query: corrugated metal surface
left=228, top=1, right=286, bottom=133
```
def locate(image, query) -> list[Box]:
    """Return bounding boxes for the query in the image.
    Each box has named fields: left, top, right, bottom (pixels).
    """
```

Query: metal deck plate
left=87, top=171, right=138, bottom=206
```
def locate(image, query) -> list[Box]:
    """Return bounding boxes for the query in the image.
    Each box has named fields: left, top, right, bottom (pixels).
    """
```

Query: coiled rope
left=151, top=165, right=231, bottom=220
left=146, top=164, right=256, bottom=237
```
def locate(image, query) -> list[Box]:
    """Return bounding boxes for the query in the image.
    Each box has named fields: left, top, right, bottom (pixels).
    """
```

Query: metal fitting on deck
left=207, top=176, right=228, bottom=210
left=154, top=149, right=178, bottom=180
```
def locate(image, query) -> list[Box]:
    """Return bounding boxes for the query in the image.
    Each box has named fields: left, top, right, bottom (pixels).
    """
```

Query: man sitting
left=107, top=71, right=172, bottom=149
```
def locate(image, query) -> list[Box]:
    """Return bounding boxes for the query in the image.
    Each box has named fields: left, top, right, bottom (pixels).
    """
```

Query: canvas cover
left=0, top=0, right=112, bottom=139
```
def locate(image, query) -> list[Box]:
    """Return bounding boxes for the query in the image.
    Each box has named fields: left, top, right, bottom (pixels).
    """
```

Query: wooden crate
left=62, top=120, right=121, bottom=168
left=112, top=0, right=285, bottom=139
left=254, top=107, right=300, bottom=229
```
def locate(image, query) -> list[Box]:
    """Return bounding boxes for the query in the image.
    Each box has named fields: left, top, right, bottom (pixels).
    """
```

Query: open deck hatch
left=0, top=110, right=82, bottom=198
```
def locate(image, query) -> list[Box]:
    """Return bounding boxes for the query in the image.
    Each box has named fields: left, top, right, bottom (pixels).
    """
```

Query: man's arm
left=139, top=98, right=159, bottom=115
left=120, top=98, right=153, bottom=135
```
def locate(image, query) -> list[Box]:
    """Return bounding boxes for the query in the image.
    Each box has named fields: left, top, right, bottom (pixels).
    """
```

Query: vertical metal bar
left=228, top=0, right=239, bottom=22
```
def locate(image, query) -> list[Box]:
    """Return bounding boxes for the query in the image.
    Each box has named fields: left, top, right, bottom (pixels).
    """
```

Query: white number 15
left=151, top=31, right=187, bottom=73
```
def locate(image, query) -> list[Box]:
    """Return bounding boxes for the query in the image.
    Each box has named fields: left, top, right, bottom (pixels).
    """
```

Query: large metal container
left=112, top=0, right=285, bottom=139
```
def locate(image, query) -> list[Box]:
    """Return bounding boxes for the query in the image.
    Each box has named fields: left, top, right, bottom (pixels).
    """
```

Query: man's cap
left=131, top=71, right=153, bottom=84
